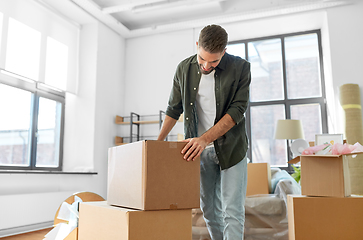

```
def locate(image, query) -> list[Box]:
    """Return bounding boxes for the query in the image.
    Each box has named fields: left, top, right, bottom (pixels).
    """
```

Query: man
left=157, top=24, right=251, bottom=240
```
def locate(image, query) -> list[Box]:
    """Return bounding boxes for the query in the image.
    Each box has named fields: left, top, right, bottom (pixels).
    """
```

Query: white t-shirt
left=196, top=70, right=216, bottom=144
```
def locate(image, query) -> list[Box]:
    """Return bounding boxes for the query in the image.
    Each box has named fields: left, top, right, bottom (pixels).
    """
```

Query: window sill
left=0, top=170, right=98, bottom=174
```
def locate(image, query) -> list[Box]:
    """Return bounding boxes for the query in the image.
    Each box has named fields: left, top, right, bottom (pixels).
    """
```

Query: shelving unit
left=115, top=111, right=183, bottom=145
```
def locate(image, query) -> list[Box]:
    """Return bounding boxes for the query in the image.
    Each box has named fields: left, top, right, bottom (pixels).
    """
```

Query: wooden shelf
left=114, top=112, right=184, bottom=146
left=115, top=136, right=126, bottom=145
left=115, top=114, right=183, bottom=125
left=115, top=115, right=161, bottom=125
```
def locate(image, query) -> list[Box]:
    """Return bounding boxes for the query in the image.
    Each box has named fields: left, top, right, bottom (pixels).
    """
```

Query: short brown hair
left=198, top=25, right=228, bottom=53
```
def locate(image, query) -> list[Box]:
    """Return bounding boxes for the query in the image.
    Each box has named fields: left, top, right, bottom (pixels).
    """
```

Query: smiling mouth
left=200, top=65, right=214, bottom=73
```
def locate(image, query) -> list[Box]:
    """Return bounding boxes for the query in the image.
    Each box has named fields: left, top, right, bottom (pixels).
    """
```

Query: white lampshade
left=274, top=119, right=304, bottom=140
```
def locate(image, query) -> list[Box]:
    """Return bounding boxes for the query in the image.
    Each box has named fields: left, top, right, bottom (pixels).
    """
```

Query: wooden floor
left=1, top=228, right=52, bottom=240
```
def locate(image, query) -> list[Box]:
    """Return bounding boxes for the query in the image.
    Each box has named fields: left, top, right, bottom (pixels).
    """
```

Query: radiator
left=0, top=191, right=76, bottom=237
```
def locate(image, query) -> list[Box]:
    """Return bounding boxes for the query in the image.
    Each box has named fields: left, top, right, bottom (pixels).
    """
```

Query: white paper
left=43, top=223, right=76, bottom=240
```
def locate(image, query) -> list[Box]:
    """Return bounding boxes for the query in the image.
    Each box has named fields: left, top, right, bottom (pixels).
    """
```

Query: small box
left=288, top=195, right=363, bottom=240
left=78, top=201, right=192, bottom=240
left=246, top=163, right=271, bottom=196
left=300, top=154, right=353, bottom=197
left=107, top=140, right=200, bottom=210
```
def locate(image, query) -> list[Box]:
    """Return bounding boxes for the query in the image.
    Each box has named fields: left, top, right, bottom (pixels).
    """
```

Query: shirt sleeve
left=165, top=63, right=184, bottom=120
left=226, top=60, right=251, bottom=125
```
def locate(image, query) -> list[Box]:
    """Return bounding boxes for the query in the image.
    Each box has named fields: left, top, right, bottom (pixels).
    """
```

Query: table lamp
left=274, top=119, right=305, bottom=159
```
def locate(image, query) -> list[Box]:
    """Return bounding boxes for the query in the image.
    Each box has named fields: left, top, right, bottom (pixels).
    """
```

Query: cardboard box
left=300, top=154, right=352, bottom=197
left=108, top=140, right=200, bottom=210
left=78, top=201, right=192, bottom=240
left=246, top=163, right=271, bottom=196
left=288, top=195, right=363, bottom=240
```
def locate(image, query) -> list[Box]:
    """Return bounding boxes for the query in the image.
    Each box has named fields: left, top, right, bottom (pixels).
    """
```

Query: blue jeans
left=200, top=147, right=248, bottom=240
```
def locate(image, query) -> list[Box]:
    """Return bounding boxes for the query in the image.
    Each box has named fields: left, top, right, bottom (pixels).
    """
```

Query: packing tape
left=169, top=142, right=178, bottom=148
left=342, top=104, right=362, bottom=110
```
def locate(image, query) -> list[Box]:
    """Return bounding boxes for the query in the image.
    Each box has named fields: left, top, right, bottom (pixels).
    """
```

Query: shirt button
left=190, top=103, right=193, bottom=105
left=194, top=88, right=196, bottom=90
left=216, top=88, right=219, bottom=91
left=186, top=117, right=189, bottom=121
left=198, top=72, right=200, bottom=74
left=217, top=103, right=220, bottom=106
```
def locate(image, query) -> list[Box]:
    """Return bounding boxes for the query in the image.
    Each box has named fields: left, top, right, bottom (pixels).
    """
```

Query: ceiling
left=42, top=0, right=354, bottom=38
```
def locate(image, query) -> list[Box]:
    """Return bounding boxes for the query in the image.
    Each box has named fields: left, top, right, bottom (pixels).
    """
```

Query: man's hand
left=180, top=114, right=236, bottom=161
left=181, top=137, right=208, bottom=161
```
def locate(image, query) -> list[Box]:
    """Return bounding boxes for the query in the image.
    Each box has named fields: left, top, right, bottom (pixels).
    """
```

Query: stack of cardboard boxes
left=288, top=152, right=363, bottom=240
left=78, top=140, right=200, bottom=240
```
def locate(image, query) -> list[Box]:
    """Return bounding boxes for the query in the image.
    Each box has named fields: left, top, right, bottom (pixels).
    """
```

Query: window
left=0, top=84, right=32, bottom=167
left=0, top=84, right=64, bottom=170
left=227, top=30, right=327, bottom=169
left=0, top=0, right=77, bottom=170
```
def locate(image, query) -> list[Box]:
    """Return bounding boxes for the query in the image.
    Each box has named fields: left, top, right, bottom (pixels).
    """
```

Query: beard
left=199, top=64, right=215, bottom=75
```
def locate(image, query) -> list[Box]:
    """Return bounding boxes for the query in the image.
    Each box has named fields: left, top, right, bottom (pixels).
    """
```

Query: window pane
left=285, top=33, right=322, bottom=99
left=0, top=84, right=32, bottom=166
left=5, top=18, right=41, bottom=81
left=250, top=104, right=287, bottom=167
left=291, top=104, right=322, bottom=142
left=227, top=43, right=245, bottom=59
left=45, top=37, right=68, bottom=90
left=36, top=97, right=62, bottom=167
left=248, top=39, right=284, bottom=102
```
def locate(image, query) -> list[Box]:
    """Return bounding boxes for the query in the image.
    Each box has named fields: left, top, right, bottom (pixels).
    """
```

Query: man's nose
left=203, top=62, right=211, bottom=69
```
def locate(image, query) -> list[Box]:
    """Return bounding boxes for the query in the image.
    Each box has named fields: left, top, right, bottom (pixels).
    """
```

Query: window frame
left=0, top=72, right=65, bottom=171
left=229, top=29, right=328, bottom=172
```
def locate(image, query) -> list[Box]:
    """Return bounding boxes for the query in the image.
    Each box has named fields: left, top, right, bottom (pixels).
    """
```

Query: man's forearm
left=157, top=115, right=178, bottom=141
left=201, top=113, right=236, bottom=144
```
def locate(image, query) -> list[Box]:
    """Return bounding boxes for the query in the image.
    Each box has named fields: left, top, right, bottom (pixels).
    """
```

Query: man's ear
left=196, top=41, right=199, bottom=47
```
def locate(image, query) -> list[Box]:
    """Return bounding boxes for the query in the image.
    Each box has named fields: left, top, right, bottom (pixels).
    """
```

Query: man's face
left=196, top=43, right=226, bottom=75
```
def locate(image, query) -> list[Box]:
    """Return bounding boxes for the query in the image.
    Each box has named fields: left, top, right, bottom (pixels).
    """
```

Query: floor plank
left=1, top=228, right=52, bottom=240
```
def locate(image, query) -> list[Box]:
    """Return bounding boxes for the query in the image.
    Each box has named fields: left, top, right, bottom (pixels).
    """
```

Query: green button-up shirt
left=166, top=52, right=251, bottom=169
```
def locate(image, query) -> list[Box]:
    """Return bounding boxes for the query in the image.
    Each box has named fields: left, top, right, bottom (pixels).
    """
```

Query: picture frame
left=315, top=134, right=343, bottom=155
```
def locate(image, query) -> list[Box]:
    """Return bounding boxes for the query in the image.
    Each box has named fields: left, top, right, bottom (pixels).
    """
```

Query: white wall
left=325, top=2, right=363, bottom=135
left=123, top=29, right=195, bottom=115
left=92, top=23, right=125, bottom=197
left=121, top=29, right=194, bottom=139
